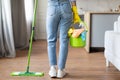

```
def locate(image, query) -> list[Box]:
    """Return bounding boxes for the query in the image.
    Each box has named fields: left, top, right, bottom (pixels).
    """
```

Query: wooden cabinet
left=84, top=12, right=120, bottom=53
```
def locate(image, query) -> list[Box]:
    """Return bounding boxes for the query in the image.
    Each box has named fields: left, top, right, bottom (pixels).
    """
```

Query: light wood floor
left=0, top=40, right=120, bottom=80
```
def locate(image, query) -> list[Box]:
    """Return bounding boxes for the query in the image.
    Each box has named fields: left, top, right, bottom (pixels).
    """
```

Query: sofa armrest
left=104, top=31, right=120, bottom=57
left=104, top=31, right=113, bottom=47
left=104, top=31, right=120, bottom=47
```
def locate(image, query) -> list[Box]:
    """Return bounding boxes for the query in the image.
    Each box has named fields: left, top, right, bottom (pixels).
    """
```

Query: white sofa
left=104, top=16, right=120, bottom=71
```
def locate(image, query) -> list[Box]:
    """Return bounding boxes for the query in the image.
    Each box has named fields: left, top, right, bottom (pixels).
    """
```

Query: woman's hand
left=72, top=6, right=81, bottom=24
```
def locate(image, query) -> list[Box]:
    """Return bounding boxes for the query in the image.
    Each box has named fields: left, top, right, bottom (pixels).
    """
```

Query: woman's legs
left=58, top=19, right=72, bottom=70
left=46, top=0, right=72, bottom=78
left=46, top=5, right=60, bottom=67
left=58, top=2, right=72, bottom=70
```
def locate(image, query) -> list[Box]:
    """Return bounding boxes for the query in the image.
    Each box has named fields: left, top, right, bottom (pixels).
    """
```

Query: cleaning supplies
left=69, top=21, right=88, bottom=48
left=68, top=27, right=74, bottom=37
left=69, top=5, right=88, bottom=48
left=72, top=28, right=85, bottom=38
left=11, top=0, right=44, bottom=77
left=69, top=29, right=87, bottom=47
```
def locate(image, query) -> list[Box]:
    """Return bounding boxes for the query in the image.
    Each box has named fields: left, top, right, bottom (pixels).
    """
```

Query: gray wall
left=91, top=14, right=119, bottom=47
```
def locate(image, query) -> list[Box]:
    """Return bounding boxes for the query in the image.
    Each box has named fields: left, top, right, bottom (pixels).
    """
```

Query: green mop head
left=11, top=71, right=44, bottom=77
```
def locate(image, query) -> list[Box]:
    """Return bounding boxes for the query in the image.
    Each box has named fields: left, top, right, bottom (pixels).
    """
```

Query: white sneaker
left=57, top=69, right=66, bottom=78
left=48, top=66, right=57, bottom=78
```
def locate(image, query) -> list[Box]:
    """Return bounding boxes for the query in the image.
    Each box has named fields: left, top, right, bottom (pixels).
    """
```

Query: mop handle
left=32, top=0, right=38, bottom=28
left=27, top=0, right=38, bottom=72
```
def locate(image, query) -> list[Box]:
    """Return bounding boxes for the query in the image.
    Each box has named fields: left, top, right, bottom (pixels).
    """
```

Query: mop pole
left=11, top=0, right=44, bottom=77
left=26, top=0, right=38, bottom=72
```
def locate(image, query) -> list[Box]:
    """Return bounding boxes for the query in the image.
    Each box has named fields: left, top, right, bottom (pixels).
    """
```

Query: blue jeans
left=46, top=0, right=72, bottom=69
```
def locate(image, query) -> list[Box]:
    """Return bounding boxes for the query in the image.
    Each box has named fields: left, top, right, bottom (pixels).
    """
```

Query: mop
left=11, top=0, right=44, bottom=77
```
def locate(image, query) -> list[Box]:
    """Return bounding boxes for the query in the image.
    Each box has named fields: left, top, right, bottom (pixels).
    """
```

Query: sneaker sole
left=49, top=73, right=57, bottom=78
left=57, top=73, right=67, bottom=78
